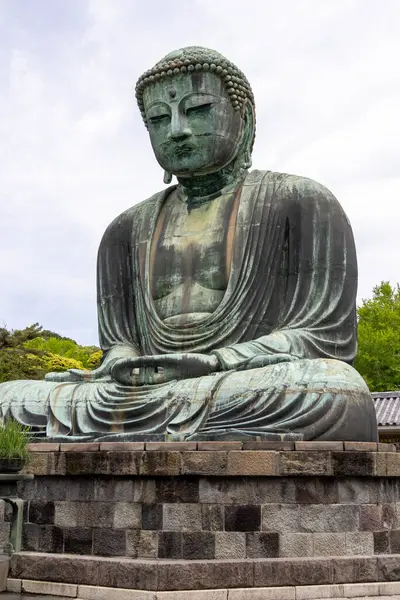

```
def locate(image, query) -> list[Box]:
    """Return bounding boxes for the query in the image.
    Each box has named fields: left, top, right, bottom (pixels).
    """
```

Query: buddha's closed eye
left=149, top=114, right=170, bottom=125
left=186, top=103, right=213, bottom=115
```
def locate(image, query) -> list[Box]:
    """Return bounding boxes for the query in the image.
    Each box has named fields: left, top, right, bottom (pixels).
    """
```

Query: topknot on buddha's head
left=135, top=46, right=255, bottom=129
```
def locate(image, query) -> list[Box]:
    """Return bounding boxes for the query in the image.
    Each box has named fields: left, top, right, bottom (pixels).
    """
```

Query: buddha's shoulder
left=249, top=170, right=338, bottom=205
left=102, top=188, right=171, bottom=234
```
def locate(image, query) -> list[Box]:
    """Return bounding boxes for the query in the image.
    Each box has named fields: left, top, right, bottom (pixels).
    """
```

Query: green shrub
left=86, top=350, right=103, bottom=369
left=24, top=336, right=100, bottom=369
left=0, top=325, right=102, bottom=383
left=43, top=353, right=85, bottom=372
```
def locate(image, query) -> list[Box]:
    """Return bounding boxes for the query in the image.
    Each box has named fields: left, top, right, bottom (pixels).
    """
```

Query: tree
left=355, top=282, right=400, bottom=392
left=0, top=324, right=46, bottom=383
left=0, top=323, right=44, bottom=349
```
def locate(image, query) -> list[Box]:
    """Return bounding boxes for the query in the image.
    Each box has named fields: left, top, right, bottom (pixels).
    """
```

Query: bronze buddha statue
left=0, top=46, right=378, bottom=442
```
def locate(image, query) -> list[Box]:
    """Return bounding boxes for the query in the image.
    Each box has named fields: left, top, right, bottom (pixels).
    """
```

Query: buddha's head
left=135, top=46, right=255, bottom=181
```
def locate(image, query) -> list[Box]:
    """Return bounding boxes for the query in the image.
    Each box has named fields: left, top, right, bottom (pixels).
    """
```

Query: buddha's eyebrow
left=180, top=91, right=219, bottom=101
left=179, top=92, right=220, bottom=108
left=146, top=100, right=170, bottom=110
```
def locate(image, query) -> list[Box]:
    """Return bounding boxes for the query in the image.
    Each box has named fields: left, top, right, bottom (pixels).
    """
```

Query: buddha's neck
left=177, top=168, right=246, bottom=207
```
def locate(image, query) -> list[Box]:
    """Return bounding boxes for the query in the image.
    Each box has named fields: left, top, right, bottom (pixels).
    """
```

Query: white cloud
left=0, top=0, right=399, bottom=343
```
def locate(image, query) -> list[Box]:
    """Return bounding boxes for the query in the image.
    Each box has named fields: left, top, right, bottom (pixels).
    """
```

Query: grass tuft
left=0, top=419, right=30, bottom=459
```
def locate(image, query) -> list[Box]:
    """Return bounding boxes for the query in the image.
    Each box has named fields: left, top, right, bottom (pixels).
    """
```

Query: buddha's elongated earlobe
left=236, top=103, right=254, bottom=172
left=243, top=151, right=252, bottom=169
left=163, top=171, right=173, bottom=184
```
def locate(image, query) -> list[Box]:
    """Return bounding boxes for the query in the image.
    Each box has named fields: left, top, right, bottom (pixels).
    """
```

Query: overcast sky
left=0, top=0, right=399, bottom=345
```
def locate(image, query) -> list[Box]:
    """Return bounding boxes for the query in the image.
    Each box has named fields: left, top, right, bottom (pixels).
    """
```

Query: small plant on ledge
left=0, top=419, right=30, bottom=473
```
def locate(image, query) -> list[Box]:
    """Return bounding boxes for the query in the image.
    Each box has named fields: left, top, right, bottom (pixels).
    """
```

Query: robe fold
left=0, top=170, right=378, bottom=441
left=99, top=169, right=357, bottom=363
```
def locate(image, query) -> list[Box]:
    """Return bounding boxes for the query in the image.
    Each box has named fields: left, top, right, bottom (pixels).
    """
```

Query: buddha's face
left=143, top=71, right=244, bottom=177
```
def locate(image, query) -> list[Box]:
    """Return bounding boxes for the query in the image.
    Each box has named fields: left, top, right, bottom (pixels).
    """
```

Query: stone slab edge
left=24, top=447, right=400, bottom=477
left=9, top=553, right=400, bottom=591
left=27, top=441, right=396, bottom=452
left=7, top=578, right=400, bottom=599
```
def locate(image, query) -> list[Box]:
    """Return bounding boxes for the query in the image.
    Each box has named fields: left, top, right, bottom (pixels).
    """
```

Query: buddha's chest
left=150, top=190, right=239, bottom=312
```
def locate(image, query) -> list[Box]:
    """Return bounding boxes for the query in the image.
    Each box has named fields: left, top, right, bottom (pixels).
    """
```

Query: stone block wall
left=0, top=500, right=11, bottom=553
left=13, top=440, right=400, bottom=560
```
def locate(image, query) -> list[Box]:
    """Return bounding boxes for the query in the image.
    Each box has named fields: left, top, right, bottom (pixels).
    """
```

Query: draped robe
left=0, top=170, right=378, bottom=441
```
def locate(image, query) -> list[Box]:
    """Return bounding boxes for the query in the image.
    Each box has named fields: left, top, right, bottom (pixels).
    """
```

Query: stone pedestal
left=5, top=440, right=400, bottom=595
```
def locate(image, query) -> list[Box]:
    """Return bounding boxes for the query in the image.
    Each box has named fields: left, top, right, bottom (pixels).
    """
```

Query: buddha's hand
left=237, top=353, right=299, bottom=371
left=111, top=353, right=220, bottom=386
left=44, top=361, right=113, bottom=383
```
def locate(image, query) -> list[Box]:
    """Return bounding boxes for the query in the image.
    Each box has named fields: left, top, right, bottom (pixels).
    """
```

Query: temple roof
left=372, top=392, right=400, bottom=427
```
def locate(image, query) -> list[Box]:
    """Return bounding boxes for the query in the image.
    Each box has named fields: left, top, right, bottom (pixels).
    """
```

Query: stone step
left=27, top=441, right=397, bottom=453
left=5, top=577, right=400, bottom=599
left=8, top=551, right=400, bottom=592
left=4, top=595, right=400, bottom=600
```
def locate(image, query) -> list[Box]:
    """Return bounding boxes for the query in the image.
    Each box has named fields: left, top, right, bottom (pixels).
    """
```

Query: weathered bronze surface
left=0, top=47, right=378, bottom=441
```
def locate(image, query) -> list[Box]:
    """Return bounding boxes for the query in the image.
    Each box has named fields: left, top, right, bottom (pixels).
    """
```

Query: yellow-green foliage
left=25, top=353, right=48, bottom=370
left=86, top=350, right=103, bottom=369
left=43, top=353, right=86, bottom=372
left=20, top=351, right=87, bottom=375
left=24, top=336, right=99, bottom=369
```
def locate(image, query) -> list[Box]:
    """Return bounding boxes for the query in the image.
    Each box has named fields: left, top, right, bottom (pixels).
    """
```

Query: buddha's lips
left=168, top=143, right=196, bottom=156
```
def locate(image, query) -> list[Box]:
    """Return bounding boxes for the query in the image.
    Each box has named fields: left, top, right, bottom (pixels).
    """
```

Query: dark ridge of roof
left=372, top=391, right=400, bottom=399
left=372, top=392, right=400, bottom=426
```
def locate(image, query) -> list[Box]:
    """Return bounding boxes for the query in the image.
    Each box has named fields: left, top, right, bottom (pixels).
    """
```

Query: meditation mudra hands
left=111, top=353, right=221, bottom=385
left=45, top=353, right=220, bottom=384
left=44, top=352, right=298, bottom=384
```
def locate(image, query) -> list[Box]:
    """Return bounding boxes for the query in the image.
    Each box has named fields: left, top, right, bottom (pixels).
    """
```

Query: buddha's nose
left=169, top=112, right=191, bottom=140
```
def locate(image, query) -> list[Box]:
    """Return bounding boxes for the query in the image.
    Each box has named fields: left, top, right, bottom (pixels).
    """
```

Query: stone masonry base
left=15, top=441, right=400, bottom=561
left=5, top=440, right=400, bottom=593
